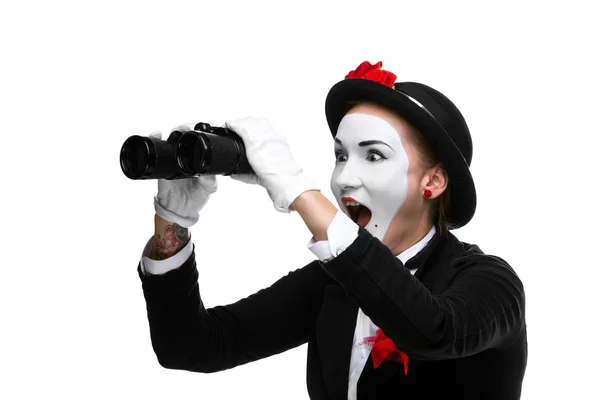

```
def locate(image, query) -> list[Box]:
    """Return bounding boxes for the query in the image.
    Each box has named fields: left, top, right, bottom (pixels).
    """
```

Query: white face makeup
left=330, top=113, right=410, bottom=241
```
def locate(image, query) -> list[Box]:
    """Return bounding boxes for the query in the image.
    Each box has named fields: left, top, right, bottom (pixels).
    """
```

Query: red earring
left=423, top=189, right=432, bottom=198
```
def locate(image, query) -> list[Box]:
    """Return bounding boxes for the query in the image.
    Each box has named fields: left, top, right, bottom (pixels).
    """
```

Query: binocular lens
left=119, top=122, right=254, bottom=180
left=177, top=133, right=209, bottom=175
left=120, top=136, right=154, bottom=179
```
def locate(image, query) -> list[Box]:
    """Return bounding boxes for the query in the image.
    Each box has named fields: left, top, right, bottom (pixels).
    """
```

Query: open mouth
left=341, top=196, right=372, bottom=228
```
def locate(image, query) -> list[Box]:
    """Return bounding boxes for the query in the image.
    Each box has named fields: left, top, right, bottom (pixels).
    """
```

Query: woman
left=138, top=61, right=527, bottom=400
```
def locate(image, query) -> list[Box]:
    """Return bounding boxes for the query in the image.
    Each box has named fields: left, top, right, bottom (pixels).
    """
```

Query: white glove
left=151, top=123, right=218, bottom=228
left=224, top=117, right=319, bottom=212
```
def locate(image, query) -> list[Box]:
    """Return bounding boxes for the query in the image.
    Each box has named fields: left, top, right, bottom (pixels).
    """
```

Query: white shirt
left=307, top=211, right=435, bottom=400
left=139, top=211, right=436, bottom=400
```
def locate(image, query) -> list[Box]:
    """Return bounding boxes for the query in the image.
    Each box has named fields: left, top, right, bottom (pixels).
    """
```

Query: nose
left=333, top=161, right=362, bottom=191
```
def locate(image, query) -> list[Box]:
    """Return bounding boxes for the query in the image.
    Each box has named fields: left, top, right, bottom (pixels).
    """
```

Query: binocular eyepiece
left=120, top=122, right=253, bottom=180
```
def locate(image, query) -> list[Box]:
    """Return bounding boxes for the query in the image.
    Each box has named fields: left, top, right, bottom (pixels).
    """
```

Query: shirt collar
left=397, top=225, right=437, bottom=266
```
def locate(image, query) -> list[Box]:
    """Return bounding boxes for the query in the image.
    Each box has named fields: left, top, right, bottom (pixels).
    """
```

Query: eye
left=335, top=151, right=347, bottom=163
left=367, top=150, right=386, bottom=162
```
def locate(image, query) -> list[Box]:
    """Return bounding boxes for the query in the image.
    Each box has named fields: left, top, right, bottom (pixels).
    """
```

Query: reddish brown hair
left=403, top=125, right=453, bottom=231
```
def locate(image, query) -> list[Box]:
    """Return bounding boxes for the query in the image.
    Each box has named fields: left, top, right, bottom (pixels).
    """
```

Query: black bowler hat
left=325, top=61, right=476, bottom=229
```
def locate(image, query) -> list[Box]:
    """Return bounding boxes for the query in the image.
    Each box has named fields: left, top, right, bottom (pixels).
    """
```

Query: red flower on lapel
left=344, top=61, right=397, bottom=88
left=364, top=328, right=409, bottom=376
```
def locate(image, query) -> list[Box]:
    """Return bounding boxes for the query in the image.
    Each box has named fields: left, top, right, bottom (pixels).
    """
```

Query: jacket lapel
left=356, top=230, right=452, bottom=398
left=316, top=284, right=359, bottom=400
left=315, top=230, right=457, bottom=399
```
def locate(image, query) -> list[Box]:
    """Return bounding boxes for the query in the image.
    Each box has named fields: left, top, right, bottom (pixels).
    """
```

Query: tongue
left=357, top=206, right=372, bottom=228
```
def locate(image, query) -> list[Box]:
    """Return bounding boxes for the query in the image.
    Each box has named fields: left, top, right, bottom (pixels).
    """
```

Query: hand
left=224, top=117, right=319, bottom=213
left=151, top=123, right=218, bottom=228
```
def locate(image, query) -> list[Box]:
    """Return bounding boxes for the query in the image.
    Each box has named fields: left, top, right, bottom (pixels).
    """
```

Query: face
left=330, top=103, right=427, bottom=242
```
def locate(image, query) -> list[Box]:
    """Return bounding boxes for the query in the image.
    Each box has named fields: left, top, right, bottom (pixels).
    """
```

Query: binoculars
left=120, top=122, right=253, bottom=180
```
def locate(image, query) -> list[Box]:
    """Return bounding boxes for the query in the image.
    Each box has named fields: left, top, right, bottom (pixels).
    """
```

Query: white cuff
left=140, top=234, right=194, bottom=275
left=307, top=238, right=334, bottom=261
left=307, top=210, right=359, bottom=262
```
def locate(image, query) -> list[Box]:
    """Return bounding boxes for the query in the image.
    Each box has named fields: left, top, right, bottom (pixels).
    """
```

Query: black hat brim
left=325, top=78, right=476, bottom=229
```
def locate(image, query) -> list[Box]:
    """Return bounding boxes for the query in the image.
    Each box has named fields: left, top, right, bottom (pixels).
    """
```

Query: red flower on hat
left=345, top=61, right=397, bottom=88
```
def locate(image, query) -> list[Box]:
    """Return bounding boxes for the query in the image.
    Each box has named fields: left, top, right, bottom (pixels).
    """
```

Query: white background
left=1, top=1, right=598, bottom=399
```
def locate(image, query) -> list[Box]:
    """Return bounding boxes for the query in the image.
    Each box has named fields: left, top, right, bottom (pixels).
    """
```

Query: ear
left=421, top=164, right=448, bottom=199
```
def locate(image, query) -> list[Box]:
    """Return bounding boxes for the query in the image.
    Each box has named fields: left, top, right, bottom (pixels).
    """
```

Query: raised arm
left=317, top=224, right=526, bottom=361
left=138, top=242, right=331, bottom=373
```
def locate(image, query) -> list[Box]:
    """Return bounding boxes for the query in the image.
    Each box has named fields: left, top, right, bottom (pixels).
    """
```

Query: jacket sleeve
left=138, top=243, right=331, bottom=373
left=319, top=226, right=526, bottom=361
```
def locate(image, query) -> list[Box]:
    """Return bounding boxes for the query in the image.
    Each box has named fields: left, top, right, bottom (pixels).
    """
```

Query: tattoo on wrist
left=149, top=223, right=190, bottom=260
left=173, top=224, right=189, bottom=244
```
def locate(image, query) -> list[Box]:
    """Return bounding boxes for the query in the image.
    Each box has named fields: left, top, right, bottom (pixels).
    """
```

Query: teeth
left=344, top=201, right=361, bottom=207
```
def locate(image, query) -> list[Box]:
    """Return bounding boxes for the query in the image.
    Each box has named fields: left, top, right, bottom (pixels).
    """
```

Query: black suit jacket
left=138, top=226, right=527, bottom=399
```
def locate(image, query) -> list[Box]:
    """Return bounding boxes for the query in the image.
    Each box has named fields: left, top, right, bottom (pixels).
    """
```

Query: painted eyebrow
left=335, top=138, right=393, bottom=150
